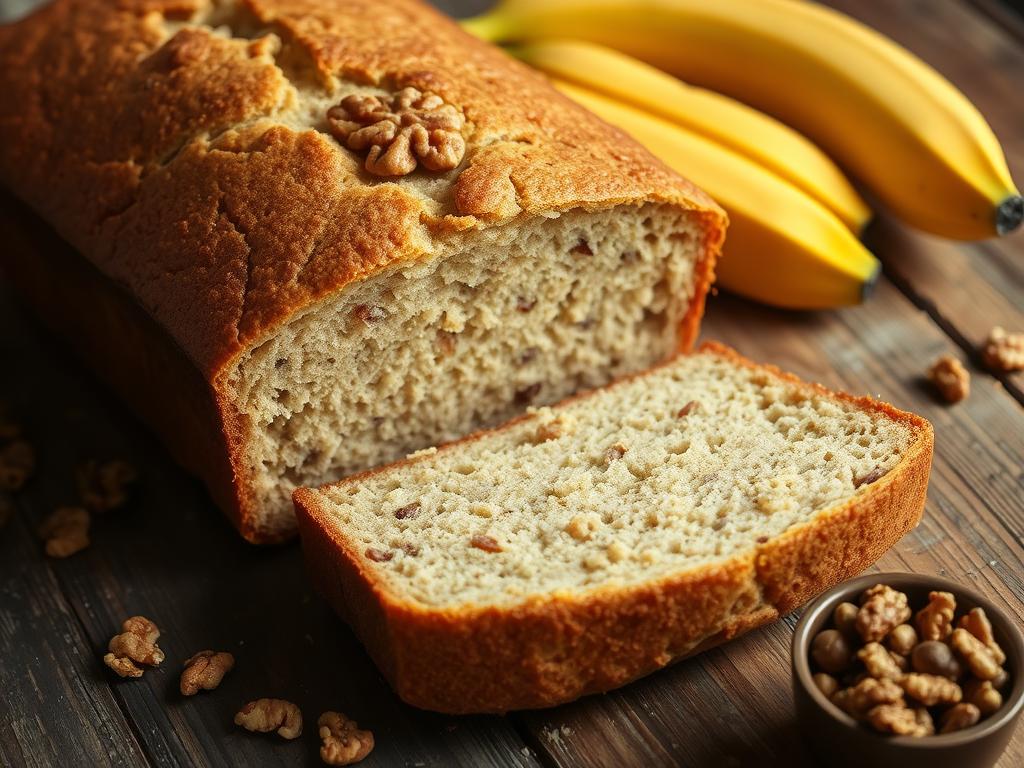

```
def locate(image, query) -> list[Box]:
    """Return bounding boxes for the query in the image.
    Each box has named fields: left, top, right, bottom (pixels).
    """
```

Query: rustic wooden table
left=1, top=1, right=1023, bottom=766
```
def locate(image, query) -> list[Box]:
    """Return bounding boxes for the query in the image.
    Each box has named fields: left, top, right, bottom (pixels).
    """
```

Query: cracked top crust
left=0, top=0, right=723, bottom=380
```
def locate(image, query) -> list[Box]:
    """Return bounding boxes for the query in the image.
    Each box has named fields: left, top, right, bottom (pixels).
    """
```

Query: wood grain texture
left=1, top=0, right=1023, bottom=767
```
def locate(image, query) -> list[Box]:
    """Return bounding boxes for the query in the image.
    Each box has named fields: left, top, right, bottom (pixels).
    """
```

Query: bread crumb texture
left=315, top=351, right=915, bottom=608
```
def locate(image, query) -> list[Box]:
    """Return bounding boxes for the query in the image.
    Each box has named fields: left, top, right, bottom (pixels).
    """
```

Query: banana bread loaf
left=0, top=0, right=725, bottom=541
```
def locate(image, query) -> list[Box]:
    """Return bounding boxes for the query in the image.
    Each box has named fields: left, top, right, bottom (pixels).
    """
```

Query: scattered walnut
left=515, top=383, right=542, bottom=405
left=77, top=459, right=137, bottom=512
left=0, top=439, right=34, bottom=491
left=470, top=534, right=502, bottom=553
left=964, top=678, right=1002, bottom=716
left=327, top=87, right=466, bottom=177
left=604, top=442, right=627, bottom=463
left=516, top=297, right=536, bottom=312
left=911, top=640, right=962, bottom=679
left=856, top=584, right=911, bottom=642
left=565, top=513, right=600, bottom=541
left=900, top=673, right=963, bottom=707
left=886, top=624, right=918, bottom=656
left=939, top=702, right=981, bottom=734
left=915, top=590, right=956, bottom=641
left=867, top=704, right=934, bottom=737
left=352, top=305, right=387, bottom=325
left=958, top=607, right=1006, bottom=665
left=811, top=629, right=853, bottom=674
left=858, top=642, right=904, bottom=681
left=235, top=698, right=303, bottom=739
left=833, top=677, right=904, bottom=717
left=365, top=547, right=393, bottom=563
left=319, top=711, right=374, bottom=766
left=103, top=616, right=164, bottom=678
left=38, top=506, right=90, bottom=558
left=570, top=239, right=593, bottom=256
left=981, top=327, right=1024, bottom=372
left=927, top=355, right=970, bottom=403
left=833, top=602, right=860, bottom=639
left=533, top=414, right=572, bottom=443
left=677, top=401, right=698, bottom=418
left=180, top=650, right=235, bottom=696
left=813, top=672, right=839, bottom=699
left=951, top=628, right=1002, bottom=681
left=393, top=502, right=421, bottom=520
left=400, top=542, right=420, bottom=557
left=853, top=466, right=886, bottom=489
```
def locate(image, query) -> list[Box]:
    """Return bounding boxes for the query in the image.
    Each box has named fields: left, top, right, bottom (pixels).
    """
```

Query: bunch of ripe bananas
left=463, top=0, right=1022, bottom=309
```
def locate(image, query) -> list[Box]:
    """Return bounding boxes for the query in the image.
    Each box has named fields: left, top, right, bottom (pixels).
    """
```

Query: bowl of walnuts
left=792, top=572, right=1023, bottom=768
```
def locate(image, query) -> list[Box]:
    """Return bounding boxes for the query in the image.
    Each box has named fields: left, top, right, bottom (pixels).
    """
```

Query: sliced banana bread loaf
left=294, top=342, right=933, bottom=713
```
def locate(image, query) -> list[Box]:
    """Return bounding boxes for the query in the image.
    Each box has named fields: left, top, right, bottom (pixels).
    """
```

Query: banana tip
left=996, top=195, right=1023, bottom=236
left=861, top=261, right=882, bottom=303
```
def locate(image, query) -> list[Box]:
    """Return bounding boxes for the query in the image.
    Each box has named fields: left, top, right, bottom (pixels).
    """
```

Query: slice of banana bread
left=294, top=342, right=933, bottom=713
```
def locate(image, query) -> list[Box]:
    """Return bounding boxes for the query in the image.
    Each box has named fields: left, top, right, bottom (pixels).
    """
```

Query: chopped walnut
left=927, top=355, right=970, bottom=403
left=964, top=678, right=1002, bottom=716
left=853, top=466, right=886, bottom=489
left=235, top=698, right=303, bottom=739
left=939, top=703, right=981, bottom=734
left=393, top=502, right=421, bottom=520
left=915, top=590, right=956, bottom=641
left=400, top=542, right=420, bottom=557
left=77, top=459, right=137, bottom=512
left=565, top=513, right=601, bottom=541
left=533, top=413, right=573, bottom=443
left=515, top=383, right=542, bottom=405
left=958, top=607, right=1006, bottom=665
left=180, top=650, right=235, bottom=696
left=677, top=401, right=698, bottom=418
left=516, top=297, right=536, bottom=312
left=319, top=711, right=374, bottom=766
left=327, top=87, right=466, bottom=177
left=103, top=616, right=164, bottom=678
left=604, top=442, right=628, bottom=463
left=0, top=439, right=34, bottom=491
left=365, top=547, right=393, bottom=563
left=951, top=627, right=1002, bottom=680
left=570, top=239, right=593, bottom=256
left=866, top=704, right=934, bottom=737
left=900, top=673, right=963, bottom=706
left=857, top=642, right=904, bottom=681
left=832, top=677, right=903, bottom=717
left=470, top=534, right=502, bottom=552
left=352, top=305, right=387, bottom=325
left=981, top=327, right=1024, bottom=372
left=38, top=506, right=90, bottom=558
left=856, top=584, right=911, bottom=642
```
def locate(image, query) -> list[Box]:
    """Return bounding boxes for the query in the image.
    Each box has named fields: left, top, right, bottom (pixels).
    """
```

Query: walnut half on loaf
left=0, top=0, right=725, bottom=542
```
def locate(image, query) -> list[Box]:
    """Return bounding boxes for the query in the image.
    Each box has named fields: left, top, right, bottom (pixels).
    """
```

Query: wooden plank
left=822, top=0, right=1024, bottom=401
left=0, top=280, right=541, bottom=768
left=515, top=281, right=1024, bottom=767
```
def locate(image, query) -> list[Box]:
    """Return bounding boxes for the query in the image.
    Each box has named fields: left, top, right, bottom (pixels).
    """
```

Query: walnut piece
left=939, top=703, right=981, bottom=734
left=393, top=502, right=421, bottom=520
left=832, top=677, right=903, bottom=717
left=365, top=547, right=393, bottom=562
left=857, top=642, right=904, bottom=681
left=866, top=704, right=934, bottom=737
left=77, top=459, right=137, bottom=512
left=0, top=439, right=34, bottom=491
left=180, top=650, right=235, bottom=696
left=927, top=354, right=970, bottom=403
left=103, top=616, right=164, bottom=678
left=604, top=442, right=628, bottom=463
left=38, top=506, right=91, bottom=558
left=470, top=534, right=502, bottom=553
left=964, top=678, right=1002, bottom=716
left=958, top=607, right=1006, bottom=665
left=327, top=87, right=466, bottom=177
left=235, top=698, right=303, bottom=739
left=951, top=627, right=1002, bottom=680
left=915, top=590, right=956, bottom=641
left=319, top=711, right=374, bottom=766
left=900, top=673, right=962, bottom=706
left=856, top=584, right=911, bottom=642
left=677, top=401, right=698, bottom=418
left=981, top=327, right=1024, bottom=372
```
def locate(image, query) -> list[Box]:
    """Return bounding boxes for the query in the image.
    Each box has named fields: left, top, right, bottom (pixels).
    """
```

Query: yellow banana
left=508, top=39, right=870, bottom=233
left=465, top=0, right=1023, bottom=240
left=551, top=80, right=880, bottom=309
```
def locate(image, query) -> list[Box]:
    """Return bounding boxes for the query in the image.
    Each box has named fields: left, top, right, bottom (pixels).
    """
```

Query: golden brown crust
left=0, top=0, right=724, bottom=381
left=293, top=343, right=934, bottom=713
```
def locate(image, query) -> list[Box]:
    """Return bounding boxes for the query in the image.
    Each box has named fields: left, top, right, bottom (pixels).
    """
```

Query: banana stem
left=996, top=195, right=1024, bottom=236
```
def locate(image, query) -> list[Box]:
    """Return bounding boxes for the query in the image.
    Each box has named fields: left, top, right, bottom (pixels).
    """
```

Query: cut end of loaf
left=298, top=344, right=930, bottom=611
left=229, top=203, right=710, bottom=538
